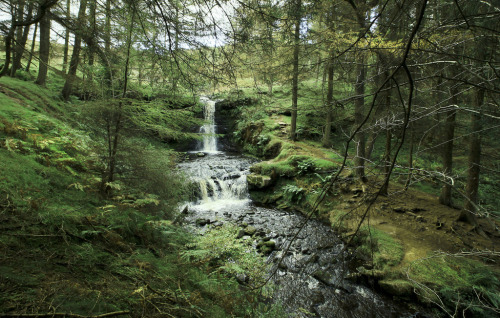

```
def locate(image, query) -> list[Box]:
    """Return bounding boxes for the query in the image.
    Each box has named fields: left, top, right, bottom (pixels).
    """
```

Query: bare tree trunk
left=379, top=120, right=392, bottom=195
left=0, top=28, right=15, bottom=77
left=10, top=0, right=27, bottom=76
left=439, top=84, right=458, bottom=206
left=354, top=53, right=366, bottom=181
left=122, top=7, right=135, bottom=98
left=459, top=87, right=483, bottom=225
left=289, top=0, right=301, bottom=141
left=35, top=8, right=51, bottom=86
left=322, top=54, right=334, bottom=147
left=404, top=126, right=414, bottom=191
left=62, top=0, right=70, bottom=73
left=0, top=3, right=17, bottom=78
left=87, top=0, right=96, bottom=80
left=61, top=0, right=88, bottom=100
left=25, top=23, right=37, bottom=72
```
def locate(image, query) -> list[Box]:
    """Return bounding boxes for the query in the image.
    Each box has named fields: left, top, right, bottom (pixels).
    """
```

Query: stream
left=178, top=97, right=420, bottom=318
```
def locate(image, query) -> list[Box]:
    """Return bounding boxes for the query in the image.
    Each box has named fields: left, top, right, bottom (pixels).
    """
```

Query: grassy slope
left=0, top=77, right=280, bottom=317
left=228, top=83, right=500, bottom=317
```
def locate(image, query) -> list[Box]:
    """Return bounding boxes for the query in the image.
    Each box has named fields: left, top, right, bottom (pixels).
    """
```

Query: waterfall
left=199, top=97, right=217, bottom=153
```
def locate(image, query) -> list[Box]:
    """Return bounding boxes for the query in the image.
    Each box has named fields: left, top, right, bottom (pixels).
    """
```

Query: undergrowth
left=0, top=77, right=283, bottom=317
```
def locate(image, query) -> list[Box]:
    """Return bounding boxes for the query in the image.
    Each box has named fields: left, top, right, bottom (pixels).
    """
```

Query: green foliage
left=282, top=184, right=305, bottom=202
left=356, top=226, right=404, bottom=273
left=182, top=224, right=269, bottom=285
left=408, top=255, right=500, bottom=317
left=252, top=155, right=338, bottom=178
left=0, top=78, right=286, bottom=316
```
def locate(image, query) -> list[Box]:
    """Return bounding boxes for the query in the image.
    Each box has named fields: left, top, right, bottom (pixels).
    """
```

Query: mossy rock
left=247, top=173, right=272, bottom=189
left=244, top=225, right=257, bottom=236
left=379, top=279, right=414, bottom=297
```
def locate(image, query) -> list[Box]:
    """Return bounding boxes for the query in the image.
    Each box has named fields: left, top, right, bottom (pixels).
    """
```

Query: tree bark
left=379, top=119, right=392, bottom=196
left=62, top=0, right=70, bottom=73
left=289, top=0, right=301, bottom=141
left=122, top=7, right=135, bottom=98
left=0, top=2, right=17, bottom=78
left=25, top=23, right=38, bottom=72
left=322, top=54, right=334, bottom=147
left=439, top=83, right=458, bottom=206
left=87, top=0, right=97, bottom=80
left=10, top=0, right=27, bottom=76
left=459, top=87, right=484, bottom=225
left=62, top=0, right=88, bottom=100
left=354, top=52, right=366, bottom=181
left=35, top=8, right=51, bottom=86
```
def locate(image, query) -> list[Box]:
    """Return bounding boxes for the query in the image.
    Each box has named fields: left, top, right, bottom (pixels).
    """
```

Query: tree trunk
left=25, top=23, right=38, bottom=72
left=62, top=0, right=88, bottom=100
left=0, top=5, right=17, bottom=78
left=439, top=84, right=458, bottom=206
left=10, top=0, right=27, bottom=76
left=62, top=0, right=70, bottom=73
left=0, top=28, right=15, bottom=77
left=122, top=7, right=135, bottom=98
left=105, top=0, right=111, bottom=53
left=289, top=0, right=301, bottom=141
left=379, top=120, right=392, bottom=196
left=87, top=0, right=96, bottom=80
left=35, top=8, right=51, bottom=86
left=459, top=87, right=484, bottom=225
left=404, top=126, right=414, bottom=191
left=354, top=53, right=366, bottom=181
left=322, top=55, right=334, bottom=147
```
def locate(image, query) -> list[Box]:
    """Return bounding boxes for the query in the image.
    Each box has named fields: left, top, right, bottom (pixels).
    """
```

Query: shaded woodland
left=0, top=0, right=499, bottom=317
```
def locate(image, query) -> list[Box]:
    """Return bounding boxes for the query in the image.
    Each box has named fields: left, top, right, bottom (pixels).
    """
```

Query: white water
left=178, top=98, right=418, bottom=318
left=199, top=97, right=218, bottom=153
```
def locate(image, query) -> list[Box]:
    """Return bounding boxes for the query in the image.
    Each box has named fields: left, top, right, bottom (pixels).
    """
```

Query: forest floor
left=241, top=108, right=500, bottom=315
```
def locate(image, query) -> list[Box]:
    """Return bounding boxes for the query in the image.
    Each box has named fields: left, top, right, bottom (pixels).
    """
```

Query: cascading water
left=179, top=97, right=421, bottom=318
left=199, top=96, right=218, bottom=153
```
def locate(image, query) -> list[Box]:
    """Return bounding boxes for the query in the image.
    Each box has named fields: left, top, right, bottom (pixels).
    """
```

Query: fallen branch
left=0, top=311, right=130, bottom=318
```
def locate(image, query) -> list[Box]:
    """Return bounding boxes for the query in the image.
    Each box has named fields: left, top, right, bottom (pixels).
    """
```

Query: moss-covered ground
left=227, top=84, right=500, bottom=317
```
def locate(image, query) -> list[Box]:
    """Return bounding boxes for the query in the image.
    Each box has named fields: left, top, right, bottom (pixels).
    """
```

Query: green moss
left=408, top=255, right=500, bottom=317
left=357, top=226, right=404, bottom=273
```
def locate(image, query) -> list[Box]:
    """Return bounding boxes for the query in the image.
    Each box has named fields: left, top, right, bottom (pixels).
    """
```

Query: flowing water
left=178, top=98, right=420, bottom=318
left=198, top=96, right=218, bottom=153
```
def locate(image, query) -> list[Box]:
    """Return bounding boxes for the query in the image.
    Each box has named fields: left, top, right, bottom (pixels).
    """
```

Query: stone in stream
left=195, top=218, right=210, bottom=226
left=244, top=225, right=257, bottom=236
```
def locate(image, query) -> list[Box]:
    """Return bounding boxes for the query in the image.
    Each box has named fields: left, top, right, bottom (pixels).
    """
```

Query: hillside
left=0, top=77, right=282, bottom=317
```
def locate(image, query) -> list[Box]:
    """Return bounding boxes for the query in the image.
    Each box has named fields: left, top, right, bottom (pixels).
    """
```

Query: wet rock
left=196, top=152, right=205, bottom=157
left=310, top=289, right=325, bottom=304
left=263, top=240, right=276, bottom=248
left=195, top=218, right=210, bottom=226
left=244, top=225, right=257, bottom=236
left=247, top=173, right=272, bottom=189
left=312, top=269, right=333, bottom=285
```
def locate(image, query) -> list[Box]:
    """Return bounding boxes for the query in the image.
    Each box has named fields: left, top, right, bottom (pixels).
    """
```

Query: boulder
left=247, top=173, right=272, bottom=189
